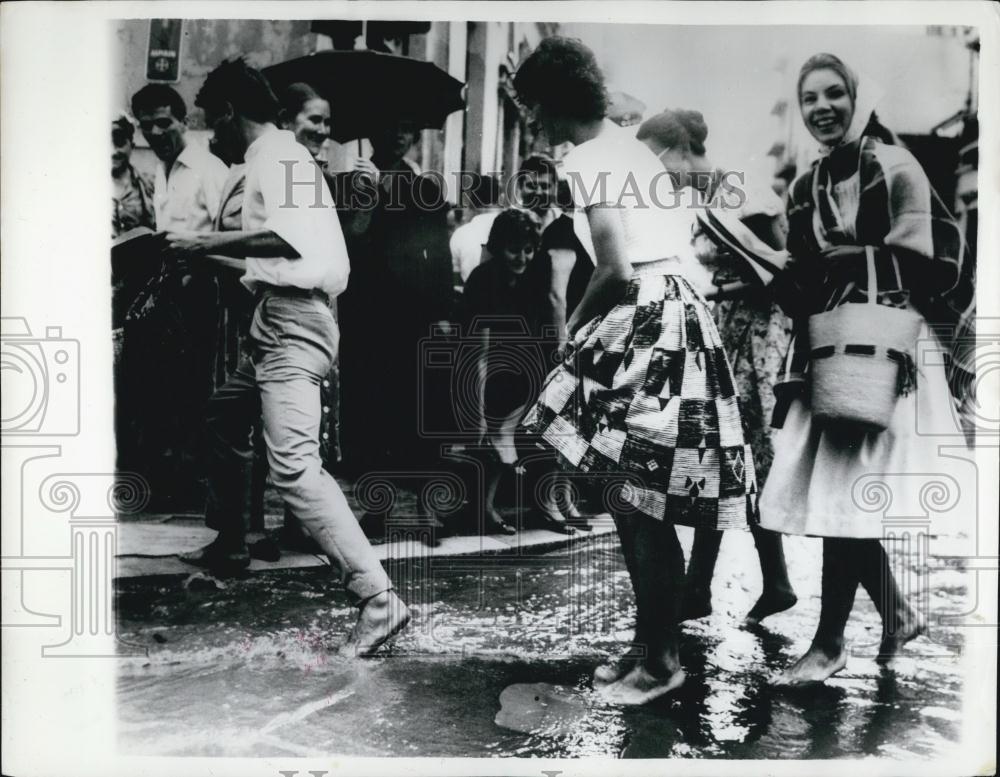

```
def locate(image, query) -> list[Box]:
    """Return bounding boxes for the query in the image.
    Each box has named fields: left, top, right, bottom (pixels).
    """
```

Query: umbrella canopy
left=263, top=50, right=465, bottom=143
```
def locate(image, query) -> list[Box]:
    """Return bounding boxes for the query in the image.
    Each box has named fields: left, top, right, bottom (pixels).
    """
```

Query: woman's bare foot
left=744, top=588, right=798, bottom=627
left=561, top=500, right=583, bottom=520
left=532, top=505, right=576, bottom=535
left=485, top=507, right=517, bottom=535
left=774, top=644, right=848, bottom=686
left=599, top=664, right=686, bottom=705
left=592, top=646, right=645, bottom=687
left=876, top=610, right=927, bottom=664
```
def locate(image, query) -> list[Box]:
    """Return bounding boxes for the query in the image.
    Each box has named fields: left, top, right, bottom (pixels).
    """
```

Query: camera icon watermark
left=914, top=319, right=1000, bottom=441
left=1, top=317, right=80, bottom=437
left=849, top=468, right=990, bottom=657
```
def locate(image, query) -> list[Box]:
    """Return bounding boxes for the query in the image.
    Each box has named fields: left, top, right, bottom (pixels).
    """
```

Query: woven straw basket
left=807, top=248, right=923, bottom=431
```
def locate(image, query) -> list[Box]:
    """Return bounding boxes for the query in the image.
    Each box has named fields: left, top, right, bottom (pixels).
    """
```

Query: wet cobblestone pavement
left=117, top=526, right=970, bottom=759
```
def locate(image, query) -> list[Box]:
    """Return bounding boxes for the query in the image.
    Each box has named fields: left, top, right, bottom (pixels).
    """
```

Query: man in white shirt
left=450, top=156, right=562, bottom=283
left=132, top=84, right=228, bottom=232
left=449, top=175, right=502, bottom=283
left=165, top=59, right=408, bottom=657
left=127, top=85, right=229, bottom=510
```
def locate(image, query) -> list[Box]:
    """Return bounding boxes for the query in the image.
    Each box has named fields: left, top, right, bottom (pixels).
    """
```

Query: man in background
left=124, top=85, right=229, bottom=509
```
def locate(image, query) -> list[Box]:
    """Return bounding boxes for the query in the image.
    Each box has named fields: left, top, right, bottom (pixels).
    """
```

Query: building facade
left=114, top=18, right=557, bottom=205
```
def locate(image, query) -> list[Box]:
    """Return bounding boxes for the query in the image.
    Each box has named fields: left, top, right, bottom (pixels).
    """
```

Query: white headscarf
left=831, top=70, right=883, bottom=151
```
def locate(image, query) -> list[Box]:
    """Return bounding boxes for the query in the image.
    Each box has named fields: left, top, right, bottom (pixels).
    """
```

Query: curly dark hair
left=131, top=84, right=187, bottom=121
left=195, top=58, right=281, bottom=125
left=486, top=208, right=541, bottom=257
left=112, top=115, right=135, bottom=143
left=513, top=37, right=608, bottom=122
left=518, top=153, right=559, bottom=180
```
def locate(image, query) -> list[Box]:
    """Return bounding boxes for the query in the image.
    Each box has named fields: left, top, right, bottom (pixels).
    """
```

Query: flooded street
left=116, top=526, right=968, bottom=759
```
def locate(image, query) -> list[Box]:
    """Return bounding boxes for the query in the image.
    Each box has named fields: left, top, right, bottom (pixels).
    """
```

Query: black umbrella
left=263, top=50, right=465, bottom=143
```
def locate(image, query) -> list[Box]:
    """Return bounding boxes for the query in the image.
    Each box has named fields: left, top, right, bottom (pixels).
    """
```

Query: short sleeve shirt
left=240, top=127, right=350, bottom=298
left=560, top=122, right=698, bottom=269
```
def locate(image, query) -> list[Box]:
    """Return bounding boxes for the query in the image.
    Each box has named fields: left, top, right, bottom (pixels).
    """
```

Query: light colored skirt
left=760, top=322, right=969, bottom=538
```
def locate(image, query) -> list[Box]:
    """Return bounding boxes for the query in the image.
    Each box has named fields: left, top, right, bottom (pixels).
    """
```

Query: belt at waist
left=631, top=257, right=685, bottom=276
left=254, top=283, right=330, bottom=306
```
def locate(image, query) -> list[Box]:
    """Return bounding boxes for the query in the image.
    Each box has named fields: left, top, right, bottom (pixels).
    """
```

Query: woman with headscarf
left=637, top=108, right=798, bottom=627
left=762, top=53, right=974, bottom=685
left=515, top=38, right=760, bottom=705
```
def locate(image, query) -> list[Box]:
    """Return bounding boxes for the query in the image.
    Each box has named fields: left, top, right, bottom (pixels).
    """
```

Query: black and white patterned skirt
left=522, top=261, right=759, bottom=530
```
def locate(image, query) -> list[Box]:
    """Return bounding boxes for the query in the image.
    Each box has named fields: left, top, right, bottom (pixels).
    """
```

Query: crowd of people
left=111, top=37, right=976, bottom=701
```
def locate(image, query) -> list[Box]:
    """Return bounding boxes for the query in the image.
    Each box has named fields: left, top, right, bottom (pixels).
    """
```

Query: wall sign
left=146, top=19, right=183, bottom=82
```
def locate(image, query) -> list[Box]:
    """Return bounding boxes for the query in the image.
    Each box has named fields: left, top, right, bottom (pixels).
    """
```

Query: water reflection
left=117, top=538, right=966, bottom=759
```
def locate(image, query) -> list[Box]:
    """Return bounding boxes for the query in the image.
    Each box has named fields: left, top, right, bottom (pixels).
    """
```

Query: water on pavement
left=116, top=526, right=968, bottom=759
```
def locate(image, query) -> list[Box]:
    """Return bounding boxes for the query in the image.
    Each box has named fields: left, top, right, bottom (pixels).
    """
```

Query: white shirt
left=450, top=211, right=498, bottom=282
left=561, top=121, right=698, bottom=272
left=153, top=139, right=229, bottom=233
left=240, top=126, right=350, bottom=299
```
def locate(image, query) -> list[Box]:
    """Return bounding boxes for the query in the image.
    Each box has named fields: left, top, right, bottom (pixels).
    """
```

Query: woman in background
left=460, top=209, right=573, bottom=535
left=248, top=83, right=351, bottom=558
left=638, top=108, right=798, bottom=627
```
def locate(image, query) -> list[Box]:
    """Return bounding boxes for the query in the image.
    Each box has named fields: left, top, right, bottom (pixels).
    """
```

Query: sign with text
left=146, top=19, right=183, bottom=82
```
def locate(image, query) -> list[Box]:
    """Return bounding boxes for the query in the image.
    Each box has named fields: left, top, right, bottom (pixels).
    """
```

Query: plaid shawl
left=784, top=135, right=976, bottom=423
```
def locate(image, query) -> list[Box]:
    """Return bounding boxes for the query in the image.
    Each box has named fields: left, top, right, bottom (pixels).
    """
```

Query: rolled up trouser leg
left=254, top=293, right=392, bottom=604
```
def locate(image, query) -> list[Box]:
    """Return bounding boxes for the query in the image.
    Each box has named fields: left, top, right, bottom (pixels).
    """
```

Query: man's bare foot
left=773, top=644, right=847, bottom=686
left=679, top=589, right=712, bottom=622
left=599, top=664, right=686, bottom=705
left=339, top=590, right=411, bottom=658
left=876, top=611, right=927, bottom=664
left=178, top=535, right=250, bottom=576
left=744, top=588, right=798, bottom=627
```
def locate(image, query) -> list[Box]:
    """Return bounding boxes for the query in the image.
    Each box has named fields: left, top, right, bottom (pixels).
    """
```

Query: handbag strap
left=864, top=245, right=877, bottom=305
left=822, top=246, right=878, bottom=312
left=782, top=334, right=797, bottom=382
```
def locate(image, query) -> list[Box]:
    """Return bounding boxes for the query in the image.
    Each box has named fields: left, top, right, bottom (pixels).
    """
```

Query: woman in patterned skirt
left=762, top=54, right=974, bottom=685
left=514, top=38, right=759, bottom=705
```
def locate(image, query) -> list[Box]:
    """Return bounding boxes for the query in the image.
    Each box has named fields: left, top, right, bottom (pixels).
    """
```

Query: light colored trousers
left=204, top=288, right=391, bottom=604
